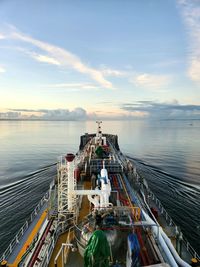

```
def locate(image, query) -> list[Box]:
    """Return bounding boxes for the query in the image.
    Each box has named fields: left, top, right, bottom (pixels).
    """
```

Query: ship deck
left=54, top=172, right=166, bottom=267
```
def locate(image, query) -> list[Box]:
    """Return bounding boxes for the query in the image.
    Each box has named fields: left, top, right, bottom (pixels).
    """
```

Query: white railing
left=0, top=191, right=49, bottom=262
left=148, top=188, right=200, bottom=260
left=135, top=171, right=200, bottom=261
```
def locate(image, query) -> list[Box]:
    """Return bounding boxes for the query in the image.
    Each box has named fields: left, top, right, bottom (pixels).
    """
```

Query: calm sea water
left=0, top=120, right=200, bottom=255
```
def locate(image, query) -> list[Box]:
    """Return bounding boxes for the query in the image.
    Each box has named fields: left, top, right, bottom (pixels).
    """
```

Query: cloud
left=41, top=108, right=87, bottom=120
left=0, top=111, right=21, bottom=119
left=0, top=33, right=5, bottom=39
left=10, top=108, right=40, bottom=112
left=100, top=66, right=126, bottom=77
left=2, top=101, right=199, bottom=121
left=3, top=108, right=88, bottom=120
left=178, top=0, right=200, bottom=83
left=1, top=26, right=173, bottom=91
left=130, top=73, right=171, bottom=91
left=0, top=107, right=148, bottom=120
left=46, top=83, right=100, bottom=90
left=0, top=66, right=6, bottom=73
left=188, top=58, right=200, bottom=82
left=31, top=54, right=61, bottom=66
left=99, top=63, right=171, bottom=90
left=4, top=27, right=113, bottom=89
left=121, top=100, right=200, bottom=119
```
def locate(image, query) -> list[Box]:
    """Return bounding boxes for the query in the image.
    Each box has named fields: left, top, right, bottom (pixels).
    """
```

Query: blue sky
left=0, top=0, right=200, bottom=120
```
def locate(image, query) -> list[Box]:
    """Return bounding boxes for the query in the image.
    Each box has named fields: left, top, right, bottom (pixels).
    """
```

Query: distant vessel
left=1, top=122, right=200, bottom=267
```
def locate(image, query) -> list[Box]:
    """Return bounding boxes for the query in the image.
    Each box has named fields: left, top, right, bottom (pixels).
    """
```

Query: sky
left=0, top=0, right=200, bottom=120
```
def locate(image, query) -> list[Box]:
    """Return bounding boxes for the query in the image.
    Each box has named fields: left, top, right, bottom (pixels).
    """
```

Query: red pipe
left=119, top=193, right=129, bottom=206
left=28, top=220, right=53, bottom=267
left=112, top=175, right=118, bottom=189
left=135, top=228, right=152, bottom=266
left=111, top=175, right=129, bottom=206
left=114, top=175, right=121, bottom=190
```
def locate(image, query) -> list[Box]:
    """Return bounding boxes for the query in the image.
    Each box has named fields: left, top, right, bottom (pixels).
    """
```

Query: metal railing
left=148, top=188, right=200, bottom=260
left=135, top=170, right=200, bottom=261
left=0, top=191, right=49, bottom=262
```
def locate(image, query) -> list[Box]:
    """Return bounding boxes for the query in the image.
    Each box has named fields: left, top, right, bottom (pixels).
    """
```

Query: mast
left=96, top=120, right=102, bottom=139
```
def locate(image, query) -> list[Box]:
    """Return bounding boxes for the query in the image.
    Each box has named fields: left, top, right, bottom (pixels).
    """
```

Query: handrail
left=133, top=166, right=200, bottom=261
left=0, top=191, right=49, bottom=262
left=146, top=186, right=200, bottom=260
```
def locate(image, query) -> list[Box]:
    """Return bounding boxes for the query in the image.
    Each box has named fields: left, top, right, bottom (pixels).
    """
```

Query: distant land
left=0, top=118, right=199, bottom=121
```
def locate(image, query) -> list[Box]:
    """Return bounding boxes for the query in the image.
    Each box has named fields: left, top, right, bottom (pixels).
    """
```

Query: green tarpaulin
left=95, top=146, right=104, bottom=158
left=84, top=230, right=110, bottom=267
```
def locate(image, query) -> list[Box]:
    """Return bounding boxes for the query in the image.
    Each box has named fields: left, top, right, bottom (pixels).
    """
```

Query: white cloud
left=0, top=33, right=5, bottom=39
left=178, top=0, right=200, bottom=83
left=41, top=108, right=87, bottom=120
left=31, top=54, right=61, bottom=66
left=47, top=83, right=100, bottom=90
left=0, top=108, right=87, bottom=120
left=100, top=67, right=126, bottom=77
left=8, top=29, right=113, bottom=89
left=0, top=111, right=21, bottom=119
left=121, top=100, right=200, bottom=119
left=188, top=58, right=200, bottom=81
left=131, top=73, right=170, bottom=91
left=0, top=66, right=6, bottom=73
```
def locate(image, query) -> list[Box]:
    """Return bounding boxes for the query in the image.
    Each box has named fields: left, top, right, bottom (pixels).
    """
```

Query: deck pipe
left=142, top=210, right=179, bottom=267
left=28, top=219, right=53, bottom=267
left=141, top=191, right=191, bottom=267
left=160, top=228, right=190, bottom=267
left=135, top=228, right=151, bottom=266
left=122, top=174, right=140, bottom=206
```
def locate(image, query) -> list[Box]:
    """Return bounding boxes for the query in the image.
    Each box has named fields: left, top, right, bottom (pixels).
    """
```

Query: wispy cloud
left=0, top=33, right=5, bottom=39
left=130, top=73, right=171, bottom=91
left=47, top=83, right=100, bottom=90
left=100, top=66, right=127, bottom=77
left=0, top=26, right=174, bottom=92
left=100, top=64, right=172, bottom=91
left=31, top=53, right=61, bottom=66
left=2, top=26, right=113, bottom=89
left=152, top=59, right=182, bottom=68
left=178, top=0, right=200, bottom=83
left=0, top=66, right=6, bottom=73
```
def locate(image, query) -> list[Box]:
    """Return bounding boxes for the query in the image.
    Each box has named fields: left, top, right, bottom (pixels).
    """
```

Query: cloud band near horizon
left=0, top=101, right=200, bottom=120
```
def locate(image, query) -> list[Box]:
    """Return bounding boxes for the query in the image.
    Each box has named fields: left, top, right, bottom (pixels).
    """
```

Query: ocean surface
left=0, top=120, right=200, bottom=256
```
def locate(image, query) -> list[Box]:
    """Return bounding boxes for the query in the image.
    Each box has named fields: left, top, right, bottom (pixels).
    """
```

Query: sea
left=0, top=120, right=200, bottom=256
